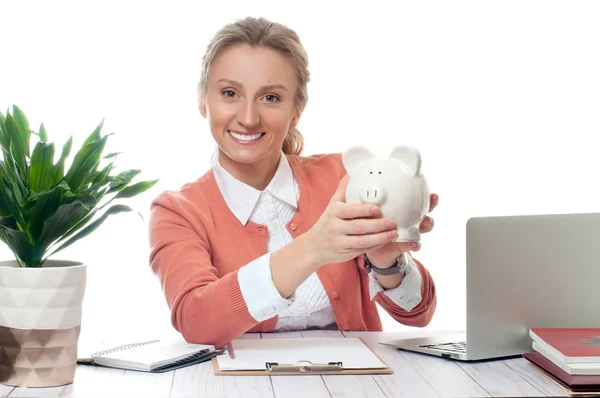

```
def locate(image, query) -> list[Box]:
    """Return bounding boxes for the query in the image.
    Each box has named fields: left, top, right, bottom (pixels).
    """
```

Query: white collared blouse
left=212, top=149, right=423, bottom=331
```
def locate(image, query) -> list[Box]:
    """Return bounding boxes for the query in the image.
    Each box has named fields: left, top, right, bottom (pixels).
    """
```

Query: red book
left=524, top=352, right=600, bottom=388
left=530, top=328, right=600, bottom=364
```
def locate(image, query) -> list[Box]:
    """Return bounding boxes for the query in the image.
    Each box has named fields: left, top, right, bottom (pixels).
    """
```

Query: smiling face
left=200, top=44, right=300, bottom=174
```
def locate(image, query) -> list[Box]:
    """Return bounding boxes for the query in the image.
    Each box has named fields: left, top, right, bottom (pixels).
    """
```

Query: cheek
left=206, top=102, right=235, bottom=126
left=262, top=108, right=295, bottom=130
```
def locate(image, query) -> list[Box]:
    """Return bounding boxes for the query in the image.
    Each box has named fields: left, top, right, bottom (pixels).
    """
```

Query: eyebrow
left=216, top=78, right=288, bottom=91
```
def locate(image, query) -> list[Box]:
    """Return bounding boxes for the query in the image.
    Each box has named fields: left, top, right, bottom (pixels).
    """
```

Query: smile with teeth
left=228, top=130, right=265, bottom=141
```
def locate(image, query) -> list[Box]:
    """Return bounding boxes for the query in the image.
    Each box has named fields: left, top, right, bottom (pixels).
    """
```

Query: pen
left=226, top=341, right=235, bottom=359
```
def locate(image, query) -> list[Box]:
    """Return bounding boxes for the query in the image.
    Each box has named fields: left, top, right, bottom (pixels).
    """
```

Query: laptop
left=381, top=212, right=600, bottom=361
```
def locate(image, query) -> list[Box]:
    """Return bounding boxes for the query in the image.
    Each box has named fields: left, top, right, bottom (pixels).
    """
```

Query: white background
left=1, top=0, right=599, bottom=346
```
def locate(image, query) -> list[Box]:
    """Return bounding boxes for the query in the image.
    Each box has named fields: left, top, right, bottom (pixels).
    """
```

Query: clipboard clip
left=265, top=360, right=343, bottom=373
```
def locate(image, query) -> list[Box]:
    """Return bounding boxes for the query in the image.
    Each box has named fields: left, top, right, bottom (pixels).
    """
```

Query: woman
left=149, top=16, right=438, bottom=348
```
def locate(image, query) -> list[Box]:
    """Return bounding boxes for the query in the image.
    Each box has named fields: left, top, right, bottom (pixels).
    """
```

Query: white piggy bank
left=342, top=145, right=430, bottom=242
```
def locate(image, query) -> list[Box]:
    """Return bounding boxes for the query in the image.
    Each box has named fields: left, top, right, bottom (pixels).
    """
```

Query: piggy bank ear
left=389, top=145, right=422, bottom=176
left=342, top=146, right=376, bottom=172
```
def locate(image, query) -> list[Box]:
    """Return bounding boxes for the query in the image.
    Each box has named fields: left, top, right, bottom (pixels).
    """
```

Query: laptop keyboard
left=419, top=341, right=467, bottom=354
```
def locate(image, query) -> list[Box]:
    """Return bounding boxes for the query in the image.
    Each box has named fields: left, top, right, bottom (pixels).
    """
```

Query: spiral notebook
left=78, top=339, right=224, bottom=373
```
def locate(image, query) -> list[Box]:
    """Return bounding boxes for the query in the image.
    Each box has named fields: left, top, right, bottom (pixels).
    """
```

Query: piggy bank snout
left=358, top=185, right=387, bottom=205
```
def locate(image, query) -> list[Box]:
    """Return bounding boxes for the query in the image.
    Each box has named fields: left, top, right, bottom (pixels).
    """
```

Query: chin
left=221, top=145, right=274, bottom=165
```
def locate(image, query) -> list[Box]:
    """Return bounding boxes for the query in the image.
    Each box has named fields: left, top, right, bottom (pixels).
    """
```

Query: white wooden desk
left=1, top=330, right=567, bottom=398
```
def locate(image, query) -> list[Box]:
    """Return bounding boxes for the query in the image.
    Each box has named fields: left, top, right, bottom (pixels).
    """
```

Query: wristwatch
left=363, top=253, right=408, bottom=275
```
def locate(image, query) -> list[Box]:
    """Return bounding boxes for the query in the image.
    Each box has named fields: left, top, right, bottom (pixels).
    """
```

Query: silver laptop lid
left=465, top=213, right=600, bottom=360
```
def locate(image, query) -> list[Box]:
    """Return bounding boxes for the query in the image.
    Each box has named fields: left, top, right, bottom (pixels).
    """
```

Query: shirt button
left=289, top=223, right=297, bottom=231
left=331, top=292, right=339, bottom=299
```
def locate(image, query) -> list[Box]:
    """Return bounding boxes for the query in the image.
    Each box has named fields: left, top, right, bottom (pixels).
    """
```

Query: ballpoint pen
left=226, top=341, right=235, bottom=359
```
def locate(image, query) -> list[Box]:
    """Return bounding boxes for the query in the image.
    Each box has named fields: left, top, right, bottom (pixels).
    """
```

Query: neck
left=217, top=149, right=281, bottom=191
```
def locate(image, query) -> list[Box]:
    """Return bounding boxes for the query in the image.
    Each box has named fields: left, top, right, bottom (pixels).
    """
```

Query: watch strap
left=363, top=253, right=407, bottom=275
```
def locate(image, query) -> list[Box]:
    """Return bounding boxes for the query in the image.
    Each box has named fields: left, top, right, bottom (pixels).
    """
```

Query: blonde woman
left=149, top=17, right=439, bottom=348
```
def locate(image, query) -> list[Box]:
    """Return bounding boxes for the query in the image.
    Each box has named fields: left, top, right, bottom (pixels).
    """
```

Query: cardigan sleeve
left=148, top=192, right=261, bottom=348
left=367, top=253, right=423, bottom=311
left=359, top=255, right=437, bottom=327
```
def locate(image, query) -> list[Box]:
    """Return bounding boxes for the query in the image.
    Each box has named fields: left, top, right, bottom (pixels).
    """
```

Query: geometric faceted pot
left=0, top=260, right=86, bottom=387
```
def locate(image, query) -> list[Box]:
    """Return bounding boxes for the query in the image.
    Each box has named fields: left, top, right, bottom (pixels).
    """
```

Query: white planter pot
left=0, top=259, right=86, bottom=387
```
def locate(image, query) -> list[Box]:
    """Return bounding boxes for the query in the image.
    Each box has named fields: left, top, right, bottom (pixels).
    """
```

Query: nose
left=238, top=101, right=261, bottom=129
left=359, top=186, right=387, bottom=205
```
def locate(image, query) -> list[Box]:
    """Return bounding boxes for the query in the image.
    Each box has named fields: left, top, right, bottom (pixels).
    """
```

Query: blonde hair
left=198, top=17, right=309, bottom=156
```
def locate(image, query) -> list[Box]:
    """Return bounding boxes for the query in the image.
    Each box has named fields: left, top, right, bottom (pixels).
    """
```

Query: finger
left=331, top=175, right=349, bottom=203
left=429, top=193, right=439, bottom=212
left=333, top=202, right=381, bottom=219
left=362, top=242, right=388, bottom=253
left=419, top=216, right=434, bottom=233
left=344, top=229, right=397, bottom=250
left=341, top=218, right=396, bottom=235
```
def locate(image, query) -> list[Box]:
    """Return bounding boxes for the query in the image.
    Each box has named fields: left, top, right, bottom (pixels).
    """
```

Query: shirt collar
left=212, top=147, right=298, bottom=226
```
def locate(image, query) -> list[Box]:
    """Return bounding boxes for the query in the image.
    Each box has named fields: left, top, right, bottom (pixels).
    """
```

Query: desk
left=1, top=330, right=567, bottom=398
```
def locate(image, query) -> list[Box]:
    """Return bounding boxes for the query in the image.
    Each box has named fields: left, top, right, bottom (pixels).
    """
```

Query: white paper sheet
left=217, top=337, right=386, bottom=371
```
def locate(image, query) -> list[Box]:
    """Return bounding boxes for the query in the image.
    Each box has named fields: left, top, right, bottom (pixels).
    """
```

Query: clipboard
left=212, top=337, right=393, bottom=376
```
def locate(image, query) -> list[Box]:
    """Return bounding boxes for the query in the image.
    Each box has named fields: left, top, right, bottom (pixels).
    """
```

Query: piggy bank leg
left=393, top=226, right=421, bottom=242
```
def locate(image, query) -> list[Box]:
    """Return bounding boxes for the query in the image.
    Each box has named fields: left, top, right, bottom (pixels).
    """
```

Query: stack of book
left=525, top=328, right=600, bottom=396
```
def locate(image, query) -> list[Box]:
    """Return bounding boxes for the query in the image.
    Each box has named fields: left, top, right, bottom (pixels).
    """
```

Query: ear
left=388, top=145, right=421, bottom=176
left=342, top=146, right=376, bottom=172
left=199, top=99, right=207, bottom=119
left=289, top=109, right=301, bottom=130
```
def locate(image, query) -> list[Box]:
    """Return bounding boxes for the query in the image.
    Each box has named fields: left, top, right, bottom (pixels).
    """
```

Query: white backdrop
left=1, top=0, right=599, bottom=345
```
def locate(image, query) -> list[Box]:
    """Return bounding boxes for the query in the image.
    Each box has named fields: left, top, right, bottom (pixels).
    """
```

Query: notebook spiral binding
left=90, top=339, right=160, bottom=358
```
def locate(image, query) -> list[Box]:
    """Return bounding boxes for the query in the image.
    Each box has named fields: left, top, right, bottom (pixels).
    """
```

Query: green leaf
left=4, top=114, right=28, bottom=177
left=0, top=220, right=36, bottom=267
left=0, top=185, right=25, bottom=227
left=45, top=192, right=100, bottom=248
left=37, top=198, right=94, bottom=253
left=53, top=136, right=73, bottom=186
left=0, top=111, right=9, bottom=154
left=103, top=152, right=121, bottom=159
left=64, top=135, right=108, bottom=191
left=38, top=123, right=48, bottom=142
left=1, top=156, right=26, bottom=207
left=91, top=162, right=114, bottom=185
left=26, top=182, right=69, bottom=245
left=83, top=119, right=104, bottom=146
left=29, top=141, right=56, bottom=192
left=11, top=105, right=31, bottom=158
left=95, top=178, right=158, bottom=216
left=107, top=169, right=141, bottom=193
left=46, top=204, right=134, bottom=258
left=0, top=169, right=12, bottom=217
left=114, top=179, right=159, bottom=199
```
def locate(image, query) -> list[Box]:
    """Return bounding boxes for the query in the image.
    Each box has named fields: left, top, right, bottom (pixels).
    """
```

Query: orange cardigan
left=148, top=153, right=437, bottom=348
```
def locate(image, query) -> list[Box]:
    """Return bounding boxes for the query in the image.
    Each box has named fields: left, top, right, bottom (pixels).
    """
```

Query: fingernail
left=385, top=220, right=396, bottom=228
left=412, top=242, right=421, bottom=251
left=388, top=231, right=398, bottom=239
left=370, top=207, right=379, bottom=214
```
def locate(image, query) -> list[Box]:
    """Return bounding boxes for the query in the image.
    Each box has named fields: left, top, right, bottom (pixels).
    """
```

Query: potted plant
left=0, top=105, right=157, bottom=387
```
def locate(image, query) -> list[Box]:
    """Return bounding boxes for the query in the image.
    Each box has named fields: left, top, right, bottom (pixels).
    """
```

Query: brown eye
left=265, top=94, right=280, bottom=102
left=222, top=90, right=236, bottom=98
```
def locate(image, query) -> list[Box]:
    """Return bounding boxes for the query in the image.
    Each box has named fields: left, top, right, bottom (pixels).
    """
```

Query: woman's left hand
left=364, top=193, right=439, bottom=267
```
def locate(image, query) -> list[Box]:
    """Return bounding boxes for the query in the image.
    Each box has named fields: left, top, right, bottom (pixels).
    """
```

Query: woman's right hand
left=303, top=175, right=399, bottom=267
